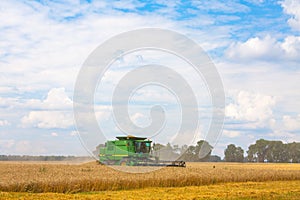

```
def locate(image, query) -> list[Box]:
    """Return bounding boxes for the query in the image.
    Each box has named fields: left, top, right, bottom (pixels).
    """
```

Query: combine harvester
left=99, top=135, right=186, bottom=167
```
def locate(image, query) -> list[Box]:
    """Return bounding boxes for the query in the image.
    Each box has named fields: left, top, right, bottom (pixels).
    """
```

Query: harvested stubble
left=0, top=161, right=299, bottom=193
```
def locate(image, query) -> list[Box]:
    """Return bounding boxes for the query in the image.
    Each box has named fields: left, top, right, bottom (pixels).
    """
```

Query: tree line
left=153, top=139, right=300, bottom=163
left=247, top=139, right=300, bottom=163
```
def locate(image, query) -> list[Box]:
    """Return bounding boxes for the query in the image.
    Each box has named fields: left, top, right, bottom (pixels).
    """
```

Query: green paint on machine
left=99, top=136, right=185, bottom=167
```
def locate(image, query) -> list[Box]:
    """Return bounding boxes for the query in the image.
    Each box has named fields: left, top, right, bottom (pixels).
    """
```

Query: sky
left=0, top=0, right=300, bottom=158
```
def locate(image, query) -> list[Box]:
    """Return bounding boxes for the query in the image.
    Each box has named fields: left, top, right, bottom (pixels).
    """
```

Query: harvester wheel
left=120, top=160, right=127, bottom=166
left=180, top=161, right=186, bottom=167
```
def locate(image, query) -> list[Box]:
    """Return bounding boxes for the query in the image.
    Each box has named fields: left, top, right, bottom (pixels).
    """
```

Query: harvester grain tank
left=99, top=136, right=185, bottom=167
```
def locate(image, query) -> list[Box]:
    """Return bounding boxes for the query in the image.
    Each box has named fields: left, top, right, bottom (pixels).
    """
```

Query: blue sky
left=0, top=0, right=300, bottom=157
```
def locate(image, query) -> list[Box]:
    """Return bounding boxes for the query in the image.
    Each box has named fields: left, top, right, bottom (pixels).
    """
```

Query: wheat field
left=1, top=180, right=300, bottom=199
left=0, top=161, right=299, bottom=194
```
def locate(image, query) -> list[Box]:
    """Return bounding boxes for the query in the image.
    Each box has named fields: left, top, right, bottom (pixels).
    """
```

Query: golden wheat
left=0, top=161, right=299, bottom=193
left=1, top=181, right=300, bottom=199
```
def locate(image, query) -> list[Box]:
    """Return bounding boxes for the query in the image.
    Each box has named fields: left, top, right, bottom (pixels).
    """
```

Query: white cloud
left=44, top=88, right=72, bottom=108
left=0, top=120, right=10, bottom=126
left=25, top=88, right=72, bottom=110
left=222, top=130, right=241, bottom=138
left=95, top=105, right=112, bottom=120
left=281, top=36, right=300, bottom=59
left=225, top=35, right=300, bottom=61
left=21, top=111, right=73, bottom=129
left=262, top=114, right=300, bottom=143
left=0, top=87, right=72, bottom=111
left=0, top=97, right=18, bottom=109
left=268, top=130, right=300, bottom=143
left=283, top=114, right=300, bottom=131
left=0, top=0, right=180, bottom=94
left=226, top=90, right=276, bottom=124
left=20, top=87, right=74, bottom=129
left=130, top=112, right=151, bottom=127
left=281, top=0, right=300, bottom=31
left=225, top=35, right=280, bottom=60
left=0, top=86, right=15, bottom=94
left=217, top=59, right=300, bottom=116
left=51, top=132, right=58, bottom=137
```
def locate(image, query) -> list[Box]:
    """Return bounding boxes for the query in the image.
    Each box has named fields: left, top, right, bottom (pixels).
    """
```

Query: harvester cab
left=135, top=140, right=151, bottom=154
left=99, top=136, right=185, bottom=167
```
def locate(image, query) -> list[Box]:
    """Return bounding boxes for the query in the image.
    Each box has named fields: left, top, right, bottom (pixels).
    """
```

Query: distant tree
left=209, top=155, right=222, bottom=162
left=247, top=139, right=300, bottom=163
left=180, top=144, right=189, bottom=155
left=224, top=144, right=244, bottom=162
left=266, top=141, right=289, bottom=163
left=287, top=142, right=300, bottom=163
left=247, top=139, right=269, bottom=162
left=195, top=140, right=213, bottom=162
left=179, top=145, right=197, bottom=161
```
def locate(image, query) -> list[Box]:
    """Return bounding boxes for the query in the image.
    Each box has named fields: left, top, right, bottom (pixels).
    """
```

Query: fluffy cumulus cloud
left=21, top=111, right=73, bottom=129
left=0, top=97, right=18, bottom=109
left=226, top=90, right=276, bottom=124
left=225, top=0, right=300, bottom=62
left=20, top=87, right=113, bottom=130
left=281, top=36, right=300, bottom=59
left=281, top=0, right=300, bottom=31
left=225, top=35, right=280, bottom=60
left=282, top=114, right=300, bottom=131
left=21, top=87, right=73, bottom=129
left=0, top=120, right=10, bottom=126
left=224, top=90, right=300, bottom=144
left=225, top=35, right=300, bottom=61
left=25, top=88, right=72, bottom=110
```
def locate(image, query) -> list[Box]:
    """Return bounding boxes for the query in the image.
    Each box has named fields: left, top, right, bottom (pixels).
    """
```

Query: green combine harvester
left=99, top=135, right=186, bottom=167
